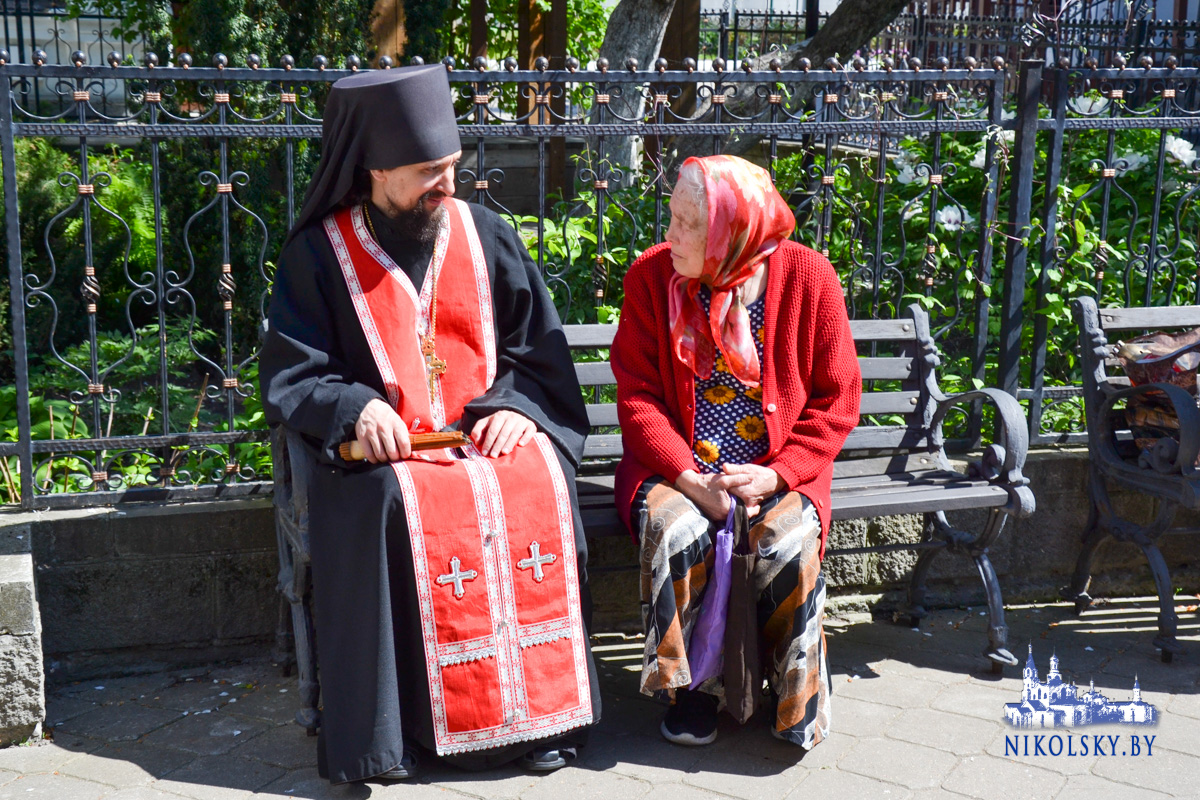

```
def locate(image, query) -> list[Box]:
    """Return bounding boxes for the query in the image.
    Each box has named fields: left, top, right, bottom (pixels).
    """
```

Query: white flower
left=1114, top=151, right=1150, bottom=176
left=969, top=148, right=987, bottom=169
left=1075, top=95, right=1109, bottom=116
left=902, top=203, right=921, bottom=221
left=1001, top=109, right=1016, bottom=122
left=986, top=126, right=1015, bottom=146
left=936, top=206, right=975, bottom=231
left=896, top=164, right=927, bottom=185
left=894, top=148, right=919, bottom=169
left=1165, top=134, right=1198, bottom=169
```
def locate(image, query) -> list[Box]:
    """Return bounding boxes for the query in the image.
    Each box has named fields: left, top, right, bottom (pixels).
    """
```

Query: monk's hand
left=721, top=463, right=787, bottom=517
left=675, top=469, right=755, bottom=521
left=354, top=398, right=412, bottom=463
left=470, top=410, right=537, bottom=458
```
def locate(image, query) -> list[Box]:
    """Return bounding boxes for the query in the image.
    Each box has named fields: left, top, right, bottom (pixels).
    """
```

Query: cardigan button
left=817, top=498, right=824, bottom=509
left=766, top=403, right=777, bottom=413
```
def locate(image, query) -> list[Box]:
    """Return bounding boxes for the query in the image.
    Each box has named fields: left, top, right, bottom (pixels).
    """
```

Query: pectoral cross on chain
left=436, top=556, right=477, bottom=599
left=517, top=541, right=557, bottom=583
left=422, top=335, right=446, bottom=396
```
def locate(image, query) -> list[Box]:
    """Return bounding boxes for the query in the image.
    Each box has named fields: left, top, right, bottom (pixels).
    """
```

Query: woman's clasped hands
left=676, top=462, right=787, bottom=520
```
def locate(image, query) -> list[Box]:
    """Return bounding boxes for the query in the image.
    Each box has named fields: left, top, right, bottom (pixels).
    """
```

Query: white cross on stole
left=436, top=556, right=478, bottom=599
left=517, top=541, right=557, bottom=583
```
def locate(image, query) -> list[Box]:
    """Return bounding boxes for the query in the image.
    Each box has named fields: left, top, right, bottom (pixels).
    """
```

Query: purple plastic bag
left=687, top=504, right=736, bottom=689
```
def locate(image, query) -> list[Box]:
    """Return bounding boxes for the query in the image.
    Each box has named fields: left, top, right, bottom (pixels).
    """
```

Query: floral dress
left=691, top=285, right=769, bottom=472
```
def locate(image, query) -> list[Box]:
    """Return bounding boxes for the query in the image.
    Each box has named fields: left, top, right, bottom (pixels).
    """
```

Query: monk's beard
left=381, top=191, right=447, bottom=243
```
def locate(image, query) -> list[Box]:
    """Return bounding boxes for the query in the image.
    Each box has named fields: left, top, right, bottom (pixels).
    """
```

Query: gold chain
left=363, top=201, right=445, bottom=392
left=363, top=200, right=379, bottom=242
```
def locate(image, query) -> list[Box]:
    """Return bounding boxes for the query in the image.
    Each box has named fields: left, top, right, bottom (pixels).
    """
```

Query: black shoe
left=374, top=746, right=420, bottom=781
left=660, top=688, right=718, bottom=746
left=518, top=744, right=577, bottom=772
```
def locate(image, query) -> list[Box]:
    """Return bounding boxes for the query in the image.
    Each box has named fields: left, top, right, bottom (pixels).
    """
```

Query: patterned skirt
left=633, top=479, right=831, bottom=749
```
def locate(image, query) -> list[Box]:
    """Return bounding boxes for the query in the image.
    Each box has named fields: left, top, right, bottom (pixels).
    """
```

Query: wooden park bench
left=1067, top=296, right=1200, bottom=663
left=271, top=302, right=1034, bottom=732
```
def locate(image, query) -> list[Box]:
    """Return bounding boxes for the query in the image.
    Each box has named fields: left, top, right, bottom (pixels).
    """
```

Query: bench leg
left=905, top=544, right=942, bottom=629
left=1140, top=541, right=1182, bottom=663
left=1066, top=521, right=1106, bottom=616
left=272, top=594, right=296, bottom=677
left=1065, top=464, right=1110, bottom=615
left=289, top=589, right=322, bottom=734
left=924, top=509, right=1016, bottom=673
left=974, top=549, right=1016, bottom=673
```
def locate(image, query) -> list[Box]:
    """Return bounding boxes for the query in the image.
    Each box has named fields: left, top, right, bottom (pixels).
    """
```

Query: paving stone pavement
left=1, top=598, right=1197, bottom=800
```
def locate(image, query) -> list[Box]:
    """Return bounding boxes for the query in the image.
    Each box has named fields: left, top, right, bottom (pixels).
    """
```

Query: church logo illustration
left=1003, top=645, right=1157, bottom=728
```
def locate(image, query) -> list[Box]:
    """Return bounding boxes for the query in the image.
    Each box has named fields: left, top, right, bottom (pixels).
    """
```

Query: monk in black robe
left=260, top=65, right=600, bottom=785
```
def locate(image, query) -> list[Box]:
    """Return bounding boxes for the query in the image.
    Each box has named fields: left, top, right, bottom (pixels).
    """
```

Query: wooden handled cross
left=339, top=431, right=470, bottom=462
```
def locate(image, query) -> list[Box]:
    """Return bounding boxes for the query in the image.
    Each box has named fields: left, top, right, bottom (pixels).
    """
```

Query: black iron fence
left=699, top=8, right=1200, bottom=69
left=0, top=53, right=1198, bottom=508
left=1, top=1, right=146, bottom=113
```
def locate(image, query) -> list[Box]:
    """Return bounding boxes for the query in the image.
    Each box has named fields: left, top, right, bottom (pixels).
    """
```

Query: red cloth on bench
left=611, top=239, right=862, bottom=555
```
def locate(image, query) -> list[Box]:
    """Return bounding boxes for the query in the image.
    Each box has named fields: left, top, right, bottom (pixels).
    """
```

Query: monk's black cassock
left=260, top=66, right=599, bottom=784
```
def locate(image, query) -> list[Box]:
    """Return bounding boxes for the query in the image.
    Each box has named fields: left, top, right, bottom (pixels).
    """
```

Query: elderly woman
left=611, top=155, right=861, bottom=749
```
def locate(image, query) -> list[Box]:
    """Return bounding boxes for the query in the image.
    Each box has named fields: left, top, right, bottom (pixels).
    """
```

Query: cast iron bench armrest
left=930, top=388, right=1032, bottom=514
left=1095, top=381, right=1200, bottom=478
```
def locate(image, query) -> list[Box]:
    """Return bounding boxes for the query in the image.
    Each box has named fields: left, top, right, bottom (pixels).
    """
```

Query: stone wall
left=13, top=448, right=1200, bottom=686
left=0, top=523, right=44, bottom=745
left=26, top=499, right=278, bottom=683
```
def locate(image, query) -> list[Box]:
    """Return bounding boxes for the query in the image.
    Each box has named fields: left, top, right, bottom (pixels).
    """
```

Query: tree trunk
left=594, top=0, right=676, bottom=186
left=668, top=0, right=911, bottom=168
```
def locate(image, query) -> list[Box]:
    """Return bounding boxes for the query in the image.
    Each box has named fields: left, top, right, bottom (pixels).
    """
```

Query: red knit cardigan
left=611, top=239, right=862, bottom=554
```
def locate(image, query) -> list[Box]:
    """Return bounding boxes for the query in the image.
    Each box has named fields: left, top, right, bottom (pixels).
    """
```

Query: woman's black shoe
left=660, top=688, right=719, bottom=746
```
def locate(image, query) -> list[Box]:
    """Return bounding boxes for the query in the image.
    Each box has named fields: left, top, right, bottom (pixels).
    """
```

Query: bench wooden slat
left=582, top=425, right=934, bottom=460
left=848, top=318, right=919, bottom=340
left=564, top=319, right=920, bottom=347
left=575, top=362, right=616, bottom=386
left=587, top=404, right=619, bottom=428
left=565, top=324, right=617, bottom=348
left=569, top=472, right=1007, bottom=528
left=583, top=434, right=623, bottom=459
left=833, top=453, right=939, bottom=478
left=1098, top=306, right=1200, bottom=330
left=833, top=475, right=983, bottom=499
left=841, top=426, right=931, bottom=451
left=858, top=357, right=915, bottom=380
left=830, top=482, right=1008, bottom=519
left=576, top=474, right=616, bottom=493
left=859, top=391, right=921, bottom=415
left=575, top=362, right=919, bottom=391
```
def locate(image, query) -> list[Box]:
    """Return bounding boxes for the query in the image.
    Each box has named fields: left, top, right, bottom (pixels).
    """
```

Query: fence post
left=718, top=11, right=728, bottom=62
left=968, top=73, right=1007, bottom=445
left=997, top=58, right=1042, bottom=399
left=1027, top=65, right=1069, bottom=443
left=0, top=77, right=33, bottom=508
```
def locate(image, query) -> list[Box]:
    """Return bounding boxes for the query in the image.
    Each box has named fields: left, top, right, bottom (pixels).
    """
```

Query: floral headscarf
left=668, top=155, right=795, bottom=387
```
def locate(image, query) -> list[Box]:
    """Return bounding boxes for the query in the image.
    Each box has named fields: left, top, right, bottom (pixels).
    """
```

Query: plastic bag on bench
left=1115, top=327, right=1200, bottom=469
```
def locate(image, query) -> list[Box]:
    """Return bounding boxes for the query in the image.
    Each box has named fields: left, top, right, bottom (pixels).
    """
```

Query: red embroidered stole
left=325, top=200, right=592, bottom=755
